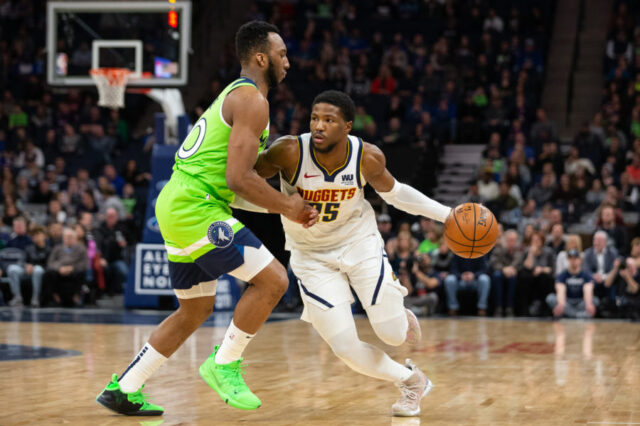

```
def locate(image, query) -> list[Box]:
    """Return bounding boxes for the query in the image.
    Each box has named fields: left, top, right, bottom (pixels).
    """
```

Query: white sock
left=118, top=343, right=167, bottom=393
left=214, top=320, right=255, bottom=364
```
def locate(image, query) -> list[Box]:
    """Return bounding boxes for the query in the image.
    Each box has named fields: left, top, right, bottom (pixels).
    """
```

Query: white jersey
left=280, top=133, right=378, bottom=251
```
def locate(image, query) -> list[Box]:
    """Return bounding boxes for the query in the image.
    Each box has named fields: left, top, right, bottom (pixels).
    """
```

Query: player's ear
left=256, top=52, right=267, bottom=68
left=345, top=120, right=353, bottom=134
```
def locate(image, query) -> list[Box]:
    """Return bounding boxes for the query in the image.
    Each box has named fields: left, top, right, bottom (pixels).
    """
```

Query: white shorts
left=289, top=233, right=408, bottom=322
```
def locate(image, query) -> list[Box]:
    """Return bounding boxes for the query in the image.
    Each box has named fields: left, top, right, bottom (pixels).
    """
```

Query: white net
left=90, top=68, right=131, bottom=109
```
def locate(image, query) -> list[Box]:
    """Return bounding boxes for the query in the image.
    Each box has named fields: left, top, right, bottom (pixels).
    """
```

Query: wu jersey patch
left=341, top=173, right=354, bottom=185
left=207, top=221, right=234, bottom=248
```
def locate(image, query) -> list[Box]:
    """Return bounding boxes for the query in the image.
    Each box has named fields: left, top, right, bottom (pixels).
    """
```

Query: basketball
left=444, top=203, right=498, bottom=259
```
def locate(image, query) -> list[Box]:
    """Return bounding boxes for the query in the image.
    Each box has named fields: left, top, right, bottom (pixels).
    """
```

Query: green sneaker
left=199, top=345, right=261, bottom=410
left=96, top=374, right=164, bottom=416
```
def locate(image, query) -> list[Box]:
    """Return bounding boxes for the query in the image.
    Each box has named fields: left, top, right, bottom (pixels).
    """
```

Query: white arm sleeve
left=377, top=180, right=452, bottom=223
left=229, top=196, right=269, bottom=213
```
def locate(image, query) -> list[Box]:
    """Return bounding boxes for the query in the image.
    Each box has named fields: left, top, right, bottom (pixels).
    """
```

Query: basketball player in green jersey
left=96, top=21, right=317, bottom=416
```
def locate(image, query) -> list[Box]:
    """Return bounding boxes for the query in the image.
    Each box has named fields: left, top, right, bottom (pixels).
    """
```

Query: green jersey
left=173, top=77, right=269, bottom=208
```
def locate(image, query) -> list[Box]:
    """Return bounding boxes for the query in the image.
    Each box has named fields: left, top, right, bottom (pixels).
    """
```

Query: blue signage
left=127, top=243, right=240, bottom=311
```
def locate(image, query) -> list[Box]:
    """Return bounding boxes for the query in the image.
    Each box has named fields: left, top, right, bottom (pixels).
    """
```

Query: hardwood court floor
left=1, top=312, right=639, bottom=426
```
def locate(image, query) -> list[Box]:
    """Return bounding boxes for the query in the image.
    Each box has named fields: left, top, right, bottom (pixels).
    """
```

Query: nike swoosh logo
left=304, top=173, right=321, bottom=178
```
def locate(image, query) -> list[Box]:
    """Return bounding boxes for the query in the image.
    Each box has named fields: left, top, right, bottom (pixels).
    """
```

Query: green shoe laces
left=217, top=359, right=248, bottom=388
left=127, top=385, right=152, bottom=406
left=109, top=374, right=155, bottom=407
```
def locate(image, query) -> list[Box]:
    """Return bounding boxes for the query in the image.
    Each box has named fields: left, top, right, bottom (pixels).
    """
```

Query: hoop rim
left=90, top=67, right=131, bottom=86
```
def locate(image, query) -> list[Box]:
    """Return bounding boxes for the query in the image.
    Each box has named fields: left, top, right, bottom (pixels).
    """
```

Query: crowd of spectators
left=361, top=0, right=640, bottom=321
left=0, top=0, right=150, bottom=307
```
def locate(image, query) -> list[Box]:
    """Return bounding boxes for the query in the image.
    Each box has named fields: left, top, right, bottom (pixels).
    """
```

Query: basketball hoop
left=90, top=67, right=131, bottom=109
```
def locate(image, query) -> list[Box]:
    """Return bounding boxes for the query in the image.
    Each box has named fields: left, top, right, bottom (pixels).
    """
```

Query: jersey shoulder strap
left=287, top=134, right=306, bottom=186
left=353, top=135, right=365, bottom=189
left=226, top=76, right=258, bottom=92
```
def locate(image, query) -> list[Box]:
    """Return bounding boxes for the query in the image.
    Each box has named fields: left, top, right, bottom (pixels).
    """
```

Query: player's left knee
left=370, top=318, right=407, bottom=347
left=270, top=264, right=289, bottom=298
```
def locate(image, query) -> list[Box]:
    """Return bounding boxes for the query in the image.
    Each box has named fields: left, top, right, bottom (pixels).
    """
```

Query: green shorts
left=155, top=171, right=274, bottom=295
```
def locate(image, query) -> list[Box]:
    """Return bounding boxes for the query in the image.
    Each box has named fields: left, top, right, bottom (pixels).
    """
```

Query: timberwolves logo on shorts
left=207, top=221, right=234, bottom=248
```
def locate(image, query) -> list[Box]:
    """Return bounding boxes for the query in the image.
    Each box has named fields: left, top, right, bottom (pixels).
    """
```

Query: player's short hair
left=312, top=90, right=355, bottom=122
left=235, top=21, right=280, bottom=64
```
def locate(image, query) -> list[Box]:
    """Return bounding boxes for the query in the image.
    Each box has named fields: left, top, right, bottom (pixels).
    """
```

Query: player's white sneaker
left=404, top=309, right=422, bottom=345
left=392, top=359, right=432, bottom=417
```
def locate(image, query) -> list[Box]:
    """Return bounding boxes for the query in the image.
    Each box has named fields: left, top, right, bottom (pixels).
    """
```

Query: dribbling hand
left=286, top=193, right=319, bottom=228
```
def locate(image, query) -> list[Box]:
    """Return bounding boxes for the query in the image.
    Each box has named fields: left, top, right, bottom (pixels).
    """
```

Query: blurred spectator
left=103, top=164, right=125, bottom=196
left=609, top=257, right=640, bottom=320
left=417, top=219, right=441, bottom=255
left=586, top=179, right=606, bottom=208
left=386, top=230, right=416, bottom=275
left=6, top=226, right=50, bottom=307
left=99, top=184, right=127, bottom=219
left=95, top=207, right=131, bottom=295
left=47, top=222, right=63, bottom=247
left=583, top=230, right=619, bottom=304
left=43, top=227, right=87, bottom=307
left=555, top=234, right=583, bottom=274
left=574, top=122, right=605, bottom=171
left=458, top=182, right=483, bottom=205
left=489, top=181, right=519, bottom=218
left=7, top=216, right=32, bottom=250
left=477, top=170, right=499, bottom=202
left=78, top=189, right=99, bottom=215
left=625, top=152, right=640, bottom=186
left=606, top=30, right=632, bottom=69
left=370, top=64, right=396, bottom=95
left=529, top=108, right=557, bottom=148
left=15, top=140, right=44, bottom=169
left=483, top=9, right=504, bottom=33
left=547, top=250, right=597, bottom=319
left=381, top=117, right=405, bottom=145
left=597, top=204, right=628, bottom=255
left=630, top=238, right=640, bottom=265
left=60, top=123, right=80, bottom=154
left=444, top=254, right=491, bottom=316
left=546, top=223, right=566, bottom=256
left=405, top=253, right=440, bottom=317
left=431, top=243, right=453, bottom=282
left=490, top=229, right=522, bottom=317
left=517, top=231, right=555, bottom=316
left=26, top=171, right=47, bottom=200
left=47, top=199, right=67, bottom=224
left=527, top=173, right=555, bottom=206
left=377, top=213, right=394, bottom=243
left=565, top=146, right=596, bottom=176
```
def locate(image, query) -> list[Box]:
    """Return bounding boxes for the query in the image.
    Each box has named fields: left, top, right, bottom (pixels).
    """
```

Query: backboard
left=47, top=1, right=192, bottom=87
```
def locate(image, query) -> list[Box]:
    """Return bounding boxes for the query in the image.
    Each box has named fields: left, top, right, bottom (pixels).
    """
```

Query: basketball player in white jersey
left=250, top=90, right=452, bottom=416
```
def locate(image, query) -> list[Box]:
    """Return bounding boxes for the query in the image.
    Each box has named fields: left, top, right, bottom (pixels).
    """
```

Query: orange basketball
left=443, top=203, right=498, bottom=259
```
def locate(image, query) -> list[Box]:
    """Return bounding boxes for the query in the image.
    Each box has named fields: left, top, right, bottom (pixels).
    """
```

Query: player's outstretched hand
left=285, top=193, right=319, bottom=228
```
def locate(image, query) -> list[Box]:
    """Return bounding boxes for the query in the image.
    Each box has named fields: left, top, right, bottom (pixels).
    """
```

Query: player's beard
left=265, top=55, right=279, bottom=88
left=313, top=140, right=339, bottom=154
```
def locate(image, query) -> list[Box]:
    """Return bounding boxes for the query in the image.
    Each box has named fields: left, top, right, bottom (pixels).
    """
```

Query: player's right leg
left=97, top=178, right=219, bottom=416
left=304, top=299, right=430, bottom=416
left=96, top=250, right=218, bottom=415
left=198, top=256, right=288, bottom=411
left=340, top=235, right=433, bottom=416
